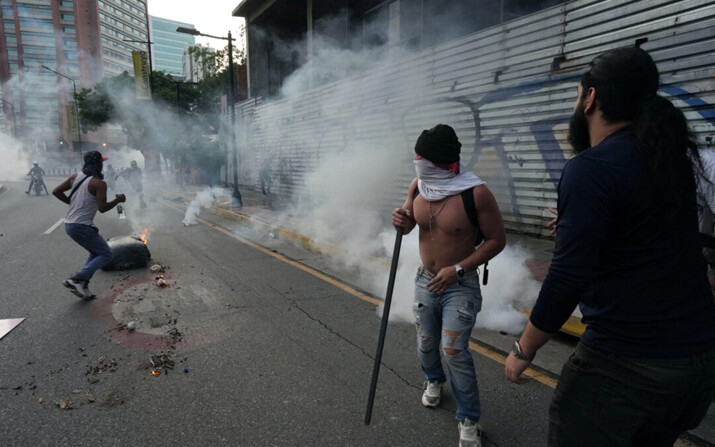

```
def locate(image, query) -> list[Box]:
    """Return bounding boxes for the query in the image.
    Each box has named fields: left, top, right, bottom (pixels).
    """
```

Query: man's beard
left=568, top=103, right=590, bottom=154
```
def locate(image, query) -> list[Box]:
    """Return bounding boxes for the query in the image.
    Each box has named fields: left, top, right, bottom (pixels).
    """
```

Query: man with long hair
left=505, top=46, right=715, bottom=446
left=52, top=151, right=126, bottom=299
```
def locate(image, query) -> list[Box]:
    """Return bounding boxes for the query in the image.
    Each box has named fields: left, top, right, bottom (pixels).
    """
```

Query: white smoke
left=182, top=187, right=233, bottom=226
left=0, top=133, right=29, bottom=182
left=246, top=8, right=545, bottom=334
left=372, top=240, right=539, bottom=335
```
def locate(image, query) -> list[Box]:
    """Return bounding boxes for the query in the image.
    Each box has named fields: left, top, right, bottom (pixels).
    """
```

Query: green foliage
left=76, top=69, right=231, bottom=173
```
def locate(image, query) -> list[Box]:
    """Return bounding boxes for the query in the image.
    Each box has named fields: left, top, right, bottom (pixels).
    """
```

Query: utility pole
left=176, top=26, right=243, bottom=207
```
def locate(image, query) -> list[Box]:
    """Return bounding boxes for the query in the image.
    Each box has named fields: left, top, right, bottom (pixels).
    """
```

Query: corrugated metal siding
left=231, top=0, right=715, bottom=237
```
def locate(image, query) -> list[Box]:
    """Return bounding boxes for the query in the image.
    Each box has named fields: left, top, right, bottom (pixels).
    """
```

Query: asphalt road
left=0, top=179, right=712, bottom=447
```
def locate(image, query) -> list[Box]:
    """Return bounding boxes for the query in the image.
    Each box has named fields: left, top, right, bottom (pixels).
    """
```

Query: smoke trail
left=182, top=186, right=232, bottom=226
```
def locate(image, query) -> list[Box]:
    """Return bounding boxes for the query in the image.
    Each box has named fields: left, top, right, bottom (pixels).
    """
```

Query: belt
left=417, top=265, right=479, bottom=279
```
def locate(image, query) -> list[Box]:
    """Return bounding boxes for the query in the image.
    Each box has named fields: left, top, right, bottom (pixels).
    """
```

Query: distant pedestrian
left=392, top=124, right=506, bottom=447
left=259, top=157, right=272, bottom=195
left=52, top=151, right=126, bottom=299
left=116, top=160, right=146, bottom=208
left=505, top=47, right=715, bottom=447
left=175, top=154, right=186, bottom=191
left=104, top=163, right=117, bottom=191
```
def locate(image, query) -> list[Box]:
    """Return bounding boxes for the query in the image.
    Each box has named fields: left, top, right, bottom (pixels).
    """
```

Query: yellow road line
left=171, top=200, right=704, bottom=446
left=167, top=199, right=560, bottom=388
left=198, top=214, right=383, bottom=306
left=469, top=341, right=559, bottom=388
left=163, top=200, right=382, bottom=306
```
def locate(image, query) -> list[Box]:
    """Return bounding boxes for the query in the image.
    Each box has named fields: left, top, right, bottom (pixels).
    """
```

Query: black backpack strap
left=460, top=187, right=489, bottom=285
left=460, top=188, right=478, bottom=227
left=68, top=175, right=90, bottom=201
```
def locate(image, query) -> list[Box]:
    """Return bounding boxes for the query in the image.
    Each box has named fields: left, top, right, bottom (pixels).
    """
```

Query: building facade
left=150, top=16, right=195, bottom=80
left=231, top=0, right=715, bottom=237
left=183, top=42, right=215, bottom=83
left=0, top=0, right=150, bottom=153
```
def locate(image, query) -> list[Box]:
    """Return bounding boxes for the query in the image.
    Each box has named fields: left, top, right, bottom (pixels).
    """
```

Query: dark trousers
left=549, top=342, right=715, bottom=447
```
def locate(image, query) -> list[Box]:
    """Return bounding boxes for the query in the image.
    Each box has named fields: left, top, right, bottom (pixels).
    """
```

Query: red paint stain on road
left=91, top=274, right=188, bottom=351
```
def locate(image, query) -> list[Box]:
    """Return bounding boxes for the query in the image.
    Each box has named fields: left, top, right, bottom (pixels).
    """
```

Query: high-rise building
left=0, top=0, right=150, bottom=152
left=150, top=16, right=194, bottom=80
left=183, top=42, right=215, bottom=83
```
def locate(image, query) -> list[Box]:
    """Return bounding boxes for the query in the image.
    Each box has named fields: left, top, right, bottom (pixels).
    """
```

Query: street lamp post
left=134, top=0, right=153, bottom=72
left=176, top=26, right=242, bottom=207
left=1, top=98, right=17, bottom=138
left=123, top=39, right=154, bottom=73
left=41, top=65, right=82, bottom=157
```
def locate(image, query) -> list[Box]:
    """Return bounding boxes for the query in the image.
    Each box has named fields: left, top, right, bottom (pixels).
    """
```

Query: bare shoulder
left=408, top=178, right=418, bottom=196
left=473, top=184, right=498, bottom=208
left=403, top=178, right=419, bottom=209
left=88, top=176, right=106, bottom=195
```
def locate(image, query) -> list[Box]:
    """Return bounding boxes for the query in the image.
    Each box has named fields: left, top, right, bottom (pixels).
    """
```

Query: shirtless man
left=53, top=151, right=126, bottom=299
left=392, top=124, right=506, bottom=447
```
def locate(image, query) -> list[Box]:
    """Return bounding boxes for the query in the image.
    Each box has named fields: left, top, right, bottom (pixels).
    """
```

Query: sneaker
left=422, top=380, right=442, bottom=408
left=458, top=419, right=483, bottom=447
left=82, top=282, right=96, bottom=300
left=63, top=278, right=92, bottom=300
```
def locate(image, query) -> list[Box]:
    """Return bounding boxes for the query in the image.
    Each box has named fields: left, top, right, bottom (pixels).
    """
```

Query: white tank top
left=65, top=173, right=98, bottom=225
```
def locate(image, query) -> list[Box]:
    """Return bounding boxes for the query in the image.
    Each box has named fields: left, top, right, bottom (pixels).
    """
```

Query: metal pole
left=136, top=0, right=153, bottom=72
left=42, top=65, right=81, bottom=158
left=364, top=227, right=403, bottom=425
left=72, top=79, right=82, bottom=158
left=228, top=30, right=242, bottom=207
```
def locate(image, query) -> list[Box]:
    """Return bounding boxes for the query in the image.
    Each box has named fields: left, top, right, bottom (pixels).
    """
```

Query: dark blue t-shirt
left=531, top=129, right=715, bottom=358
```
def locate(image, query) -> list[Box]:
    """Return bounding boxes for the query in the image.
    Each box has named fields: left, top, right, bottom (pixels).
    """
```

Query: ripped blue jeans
left=413, top=269, right=483, bottom=422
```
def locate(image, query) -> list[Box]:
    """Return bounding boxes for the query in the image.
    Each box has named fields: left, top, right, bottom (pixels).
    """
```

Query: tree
left=77, top=71, right=202, bottom=173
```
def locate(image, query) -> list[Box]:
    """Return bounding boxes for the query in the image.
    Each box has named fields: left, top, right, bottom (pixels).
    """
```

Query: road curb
left=206, top=203, right=587, bottom=337
left=208, top=205, right=381, bottom=262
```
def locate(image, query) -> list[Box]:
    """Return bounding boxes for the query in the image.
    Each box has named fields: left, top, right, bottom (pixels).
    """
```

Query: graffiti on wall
left=239, top=73, right=715, bottom=228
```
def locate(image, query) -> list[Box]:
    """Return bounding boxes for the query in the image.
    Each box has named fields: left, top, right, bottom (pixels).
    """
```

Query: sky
left=147, top=0, right=245, bottom=48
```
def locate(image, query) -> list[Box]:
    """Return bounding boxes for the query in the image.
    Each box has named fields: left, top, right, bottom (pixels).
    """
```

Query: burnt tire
left=102, top=235, right=152, bottom=271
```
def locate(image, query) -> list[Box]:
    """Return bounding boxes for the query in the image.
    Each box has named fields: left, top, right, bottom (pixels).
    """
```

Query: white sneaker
left=458, top=419, right=482, bottom=447
left=421, top=380, right=442, bottom=408
left=82, top=282, right=96, bottom=300
left=63, top=278, right=93, bottom=300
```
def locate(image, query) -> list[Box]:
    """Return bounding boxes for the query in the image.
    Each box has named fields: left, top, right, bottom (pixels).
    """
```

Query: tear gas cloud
left=182, top=187, right=233, bottom=226
left=0, top=133, right=28, bottom=182
left=254, top=8, right=544, bottom=334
